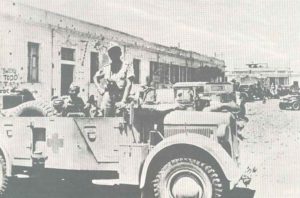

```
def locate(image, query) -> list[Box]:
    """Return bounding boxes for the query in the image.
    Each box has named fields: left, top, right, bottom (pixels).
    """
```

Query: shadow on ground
left=6, top=178, right=139, bottom=198
left=6, top=178, right=255, bottom=198
left=225, top=187, right=256, bottom=198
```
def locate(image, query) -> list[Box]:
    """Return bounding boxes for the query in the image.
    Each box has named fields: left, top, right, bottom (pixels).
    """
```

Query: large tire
left=145, top=158, right=227, bottom=198
left=0, top=155, right=9, bottom=198
left=1, top=101, right=56, bottom=117
left=292, top=102, right=300, bottom=110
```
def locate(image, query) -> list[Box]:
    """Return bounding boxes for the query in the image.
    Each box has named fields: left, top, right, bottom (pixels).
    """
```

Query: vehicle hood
left=281, top=94, right=300, bottom=100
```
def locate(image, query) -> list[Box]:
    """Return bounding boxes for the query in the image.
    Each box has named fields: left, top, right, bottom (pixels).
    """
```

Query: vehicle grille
left=164, top=125, right=215, bottom=139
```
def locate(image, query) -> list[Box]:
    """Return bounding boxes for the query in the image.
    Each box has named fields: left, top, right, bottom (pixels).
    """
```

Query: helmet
left=69, top=84, right=80, bottom=95
left=53, top=98, right=64, bottom=107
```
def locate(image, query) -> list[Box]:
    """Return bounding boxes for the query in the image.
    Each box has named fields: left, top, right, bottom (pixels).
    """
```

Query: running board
left=92, top=179, right=120, bottom=186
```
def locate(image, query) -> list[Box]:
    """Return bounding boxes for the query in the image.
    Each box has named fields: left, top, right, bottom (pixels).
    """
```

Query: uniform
left=62, top=84, right=85, bottom=116
left=96, top=61, right=135, bottom=116
left=62, top=95, right=85, bottom=116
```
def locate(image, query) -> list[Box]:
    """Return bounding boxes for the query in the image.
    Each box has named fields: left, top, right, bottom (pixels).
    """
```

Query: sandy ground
left=5, top=99, right=300, bottom=198
left=238, top=99, right=300, bottom=198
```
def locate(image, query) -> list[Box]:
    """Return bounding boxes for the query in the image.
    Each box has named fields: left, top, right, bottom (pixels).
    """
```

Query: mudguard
left=139, top=133, right=241, bottom=190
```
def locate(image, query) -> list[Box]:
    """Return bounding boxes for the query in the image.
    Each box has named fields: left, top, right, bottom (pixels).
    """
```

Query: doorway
left=61, top=64, right=74, bottom=96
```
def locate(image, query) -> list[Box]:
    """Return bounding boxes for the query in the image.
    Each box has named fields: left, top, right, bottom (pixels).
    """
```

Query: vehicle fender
left=139, top=133, right=241, bottom=189
left=0, top=143, right=12, bottom=176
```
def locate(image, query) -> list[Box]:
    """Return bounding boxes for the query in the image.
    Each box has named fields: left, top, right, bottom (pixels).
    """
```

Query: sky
left=13, top=0, right=300, bottom=71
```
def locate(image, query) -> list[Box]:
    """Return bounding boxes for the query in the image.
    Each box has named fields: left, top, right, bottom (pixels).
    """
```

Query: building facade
left=0, top=1, right=225, bottom=101
left=226, top=64, right=292, bottom=87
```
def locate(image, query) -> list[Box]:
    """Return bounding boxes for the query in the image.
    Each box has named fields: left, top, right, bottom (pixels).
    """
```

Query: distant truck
left=0, top=95, right=248, bottom=198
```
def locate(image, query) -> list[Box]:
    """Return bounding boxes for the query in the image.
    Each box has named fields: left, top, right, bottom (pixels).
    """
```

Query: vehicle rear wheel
left=145, top=158, right=226, bottom=198
left=292, top=102, right=300, bottom=110
left=0, top=155, right=9, bottom=198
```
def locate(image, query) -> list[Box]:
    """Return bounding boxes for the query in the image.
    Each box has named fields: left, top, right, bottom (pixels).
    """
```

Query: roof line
left=4, top=0, right=225, bottom=64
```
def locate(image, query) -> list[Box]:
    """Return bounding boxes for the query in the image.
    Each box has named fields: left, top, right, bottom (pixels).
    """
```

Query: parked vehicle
left=173, top=82, right=237, bottom=111
left=238, top=82, right=267, bottom=102
left=0, top=94, right=249, bottom=198
left=279, top=94, right=300, bottom=110
left=277, top=85, right=290, bottom=97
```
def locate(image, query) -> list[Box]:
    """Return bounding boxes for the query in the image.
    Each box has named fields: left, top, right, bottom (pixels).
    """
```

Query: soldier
left=290, top=81, right=299, bottom=94
left=93, top=44, right=135, bottom=117
left=237, top=92, right=249, bottom=122
left=135, top=76, right=157, bottom=105
left=62, top=84, right=85, bottom=116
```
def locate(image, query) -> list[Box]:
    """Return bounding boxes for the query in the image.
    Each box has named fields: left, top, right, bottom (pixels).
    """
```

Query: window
left=279, top=77, right=285, bottom=85
left=90, top=52, right=99, bottom=83
left=28, top=42, right=39, bottom=83
left=159, top=63, right=165, bottom=84
left=150, top=62, right=188, bottom=85
left=133, top=59, right=140, bottom=84
left=170, top=65, right=179, bottom=83
left=187, top=67, right=192, bottom=82
left=180, top=66, right=187, bottom=82
left=164, top=64, right=170, bottom=84
left=61, top=47, right=75, bottom=61
left=150, top=61, right=159, bottom=83
left=190, top=68, right=197, bottom=82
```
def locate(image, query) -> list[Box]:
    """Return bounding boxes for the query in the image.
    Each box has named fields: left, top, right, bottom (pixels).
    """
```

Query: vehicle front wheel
left=0, top=155, right=9, bottom=198
left=146, top=158, right=227, bottom=198
left=292, top=102, right=300, bottom=110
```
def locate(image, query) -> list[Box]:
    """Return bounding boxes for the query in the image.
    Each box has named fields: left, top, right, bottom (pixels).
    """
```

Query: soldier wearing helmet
left=93, top=44, right=135, bottom=117
left=62, top=84, right=85, bottom=116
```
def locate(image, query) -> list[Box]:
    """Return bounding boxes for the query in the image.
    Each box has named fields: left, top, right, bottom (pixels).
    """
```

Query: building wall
left=0, top=14, right=53, bottom=99
left=0, top=0, right=226, bottom=102
left=226, top=67, right=292, bottom=87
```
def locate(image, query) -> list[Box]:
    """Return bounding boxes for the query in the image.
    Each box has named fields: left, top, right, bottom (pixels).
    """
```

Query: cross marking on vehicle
left=47, top=133, right=64, bottom=153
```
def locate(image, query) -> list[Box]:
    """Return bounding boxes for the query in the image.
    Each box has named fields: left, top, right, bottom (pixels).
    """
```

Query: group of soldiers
left=53, top=44, right=137, bottom=117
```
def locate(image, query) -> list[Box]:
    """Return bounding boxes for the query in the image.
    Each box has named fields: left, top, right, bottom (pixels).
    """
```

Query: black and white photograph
left=0, top=0, right=300, bottom=197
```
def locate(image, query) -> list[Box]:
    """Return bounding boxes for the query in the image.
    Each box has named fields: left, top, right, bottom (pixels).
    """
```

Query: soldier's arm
left=121, top=63, right=135, bottom=103
left=121, top=78, right=133, bottom=103
left=93, top=69, right=105, bottom=94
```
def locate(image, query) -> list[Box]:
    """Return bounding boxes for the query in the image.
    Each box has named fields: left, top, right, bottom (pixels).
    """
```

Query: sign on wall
left=0, top=67, right=20, bottom=95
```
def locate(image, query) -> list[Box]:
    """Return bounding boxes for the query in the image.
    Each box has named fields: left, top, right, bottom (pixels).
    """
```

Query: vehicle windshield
left=196, top=86, right=204, bottom=94
left=239, top=85, right=250, bottom=90
left=175, top=88, right=194, bottom=103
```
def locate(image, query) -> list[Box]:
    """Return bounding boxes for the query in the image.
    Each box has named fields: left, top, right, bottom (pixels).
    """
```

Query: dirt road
left=238, top=99, right=300, bottom=198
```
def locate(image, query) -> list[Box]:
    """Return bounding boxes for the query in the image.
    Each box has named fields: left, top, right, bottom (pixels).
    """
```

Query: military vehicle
left=0, top=92, right=247, bottom=198
left=172, top=82, right=238, bottom=112
left=279, top=94, right=300, bottom=110
left=238, top=82, right=266, bottom=102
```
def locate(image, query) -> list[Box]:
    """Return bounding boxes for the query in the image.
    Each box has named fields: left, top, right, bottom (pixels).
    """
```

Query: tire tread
left=153, top=158, right=226, bottom=198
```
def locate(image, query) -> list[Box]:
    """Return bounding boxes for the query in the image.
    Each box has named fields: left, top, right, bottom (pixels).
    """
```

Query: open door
left=61, top=64, right=74, bottom=96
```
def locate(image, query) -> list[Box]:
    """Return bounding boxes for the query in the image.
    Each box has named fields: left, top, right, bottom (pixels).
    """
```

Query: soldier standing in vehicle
left=93, top=44, right=135, bottom=117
